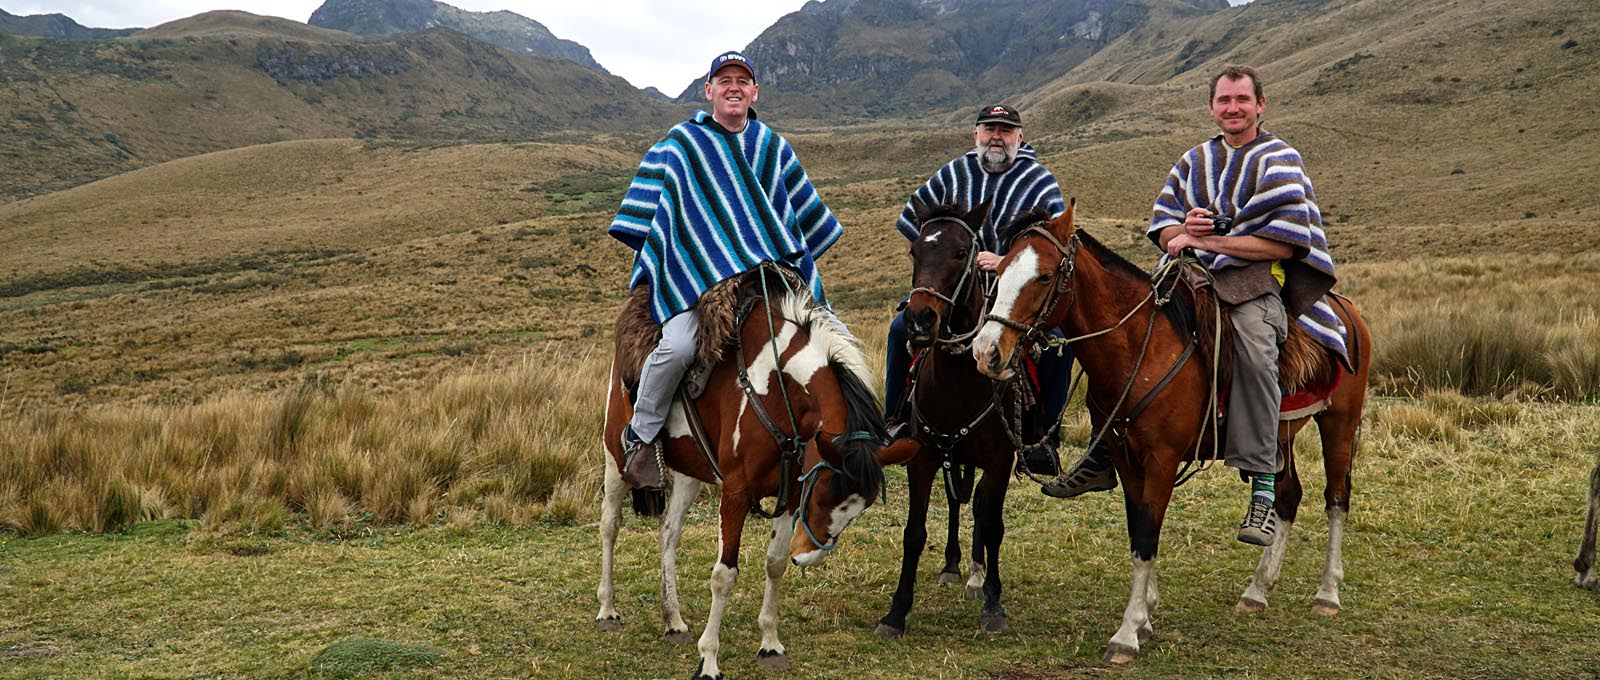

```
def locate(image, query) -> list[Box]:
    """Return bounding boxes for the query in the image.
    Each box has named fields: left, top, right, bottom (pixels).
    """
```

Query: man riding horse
left=1051, top=65, right=1343, bottom=547
left=609, top=50, right=850, bottom=490
left=886, top=104, right=1075, bottom=475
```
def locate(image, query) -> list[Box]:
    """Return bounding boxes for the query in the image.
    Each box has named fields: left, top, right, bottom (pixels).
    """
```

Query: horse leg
left=877, top=455, right=936, bottom=639
left=596, top=434, right=629, bottom=631
left=1312, top=401, right=1361, bottom=615
left=1577, top=461, right=1599, bottom=589
left=938, top=464, right=968, bottom=586
left=1240, top=423, right=1305, bottom=613
left=755, top=512, right=795, bottom=671
left=965, top=507, right=986, bottom=601
left=974, top=466, right=1010, bottom=632
left=694, top=501, right=747, bottom=680
left=1106, top=465, right=1173, bottom=664
left=659, top=473, right=701, bottom=643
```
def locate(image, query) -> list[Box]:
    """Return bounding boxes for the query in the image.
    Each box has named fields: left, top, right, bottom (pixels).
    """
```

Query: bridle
left=906, top=215, right=986, bottom=350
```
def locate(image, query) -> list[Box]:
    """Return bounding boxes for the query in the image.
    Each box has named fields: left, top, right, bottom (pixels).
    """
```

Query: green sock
left=1251, top=472, right=1276, bottom=505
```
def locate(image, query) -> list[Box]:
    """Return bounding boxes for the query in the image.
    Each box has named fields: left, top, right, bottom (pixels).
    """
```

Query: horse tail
left=1577, top=455, right=1600, bottom=583
left=829, top=357, right=887, bottom=501
left=632, top=488, right=666, bottom=517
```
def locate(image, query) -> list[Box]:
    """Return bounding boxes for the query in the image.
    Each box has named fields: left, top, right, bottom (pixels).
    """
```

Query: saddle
left=613, top=266, right=808, bottom=401
left=1173, top=263, right=1355, bottom=420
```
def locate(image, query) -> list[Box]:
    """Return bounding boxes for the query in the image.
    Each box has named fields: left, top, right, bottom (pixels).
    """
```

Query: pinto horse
left=971, top=202, right=1372, bottom=663
left=596, top=268, right=888, bottom=680
left=875, top=203, right=1031, bottom=637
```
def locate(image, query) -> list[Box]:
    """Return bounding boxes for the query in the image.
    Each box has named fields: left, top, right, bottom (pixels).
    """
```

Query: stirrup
left=1040, top=457, right=1116, bottom=499
left=621, top=431, right=664, bottom=490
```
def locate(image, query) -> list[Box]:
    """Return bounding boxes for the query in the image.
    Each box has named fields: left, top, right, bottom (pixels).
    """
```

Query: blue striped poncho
left=609, top=110, right=841, bottom=323
left=1148, top=131, right=1346, bottom=360
left=895, top=143, right=1064, bottom=253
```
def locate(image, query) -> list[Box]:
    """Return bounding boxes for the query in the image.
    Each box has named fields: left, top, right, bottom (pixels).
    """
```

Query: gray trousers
left=629, top=305, right=854, bottom=444
left=1226, top=293, right=1288, bottom=476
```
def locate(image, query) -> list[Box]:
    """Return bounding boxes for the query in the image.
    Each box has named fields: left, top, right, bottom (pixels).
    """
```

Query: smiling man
left=1052, top=65, right=1341, bottom=549
left=607, top=50, right=846, bottom=490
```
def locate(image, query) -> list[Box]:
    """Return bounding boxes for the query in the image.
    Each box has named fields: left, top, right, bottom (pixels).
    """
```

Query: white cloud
left=6, top=0, right=811, bottom=92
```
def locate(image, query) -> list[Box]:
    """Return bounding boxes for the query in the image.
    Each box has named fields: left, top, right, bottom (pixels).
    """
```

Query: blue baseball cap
left=707, top=50, right=756, bottom=82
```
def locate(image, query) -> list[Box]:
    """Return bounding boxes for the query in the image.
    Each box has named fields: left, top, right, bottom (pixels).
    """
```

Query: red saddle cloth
left=1278, top=368, right=1341, bottom=420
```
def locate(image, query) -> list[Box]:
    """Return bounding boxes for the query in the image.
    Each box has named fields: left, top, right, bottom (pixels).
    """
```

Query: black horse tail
left=829, top=358, right=887, bottom=501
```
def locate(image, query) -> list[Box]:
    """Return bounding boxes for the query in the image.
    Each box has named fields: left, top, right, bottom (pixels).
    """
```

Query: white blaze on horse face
left=922, top=231, right=941, bottom=244
left=974, top=245, right=1040, bottom=361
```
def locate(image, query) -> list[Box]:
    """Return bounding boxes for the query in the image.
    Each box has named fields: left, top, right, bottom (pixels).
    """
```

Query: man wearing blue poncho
left=607, top=50, right=845, bottom=489
left=1053, top=65, right=1343, bottom=548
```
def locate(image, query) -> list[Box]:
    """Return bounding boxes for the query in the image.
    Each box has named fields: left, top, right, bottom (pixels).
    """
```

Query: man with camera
left=1049, top=65, right=1337, bottom=548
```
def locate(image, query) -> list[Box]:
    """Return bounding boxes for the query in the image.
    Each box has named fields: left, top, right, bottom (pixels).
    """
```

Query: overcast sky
left=2, top=1, right=813, bottom=92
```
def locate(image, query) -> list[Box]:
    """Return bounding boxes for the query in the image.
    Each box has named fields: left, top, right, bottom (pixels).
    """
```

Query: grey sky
left=2, top=0, right=812, bottom=92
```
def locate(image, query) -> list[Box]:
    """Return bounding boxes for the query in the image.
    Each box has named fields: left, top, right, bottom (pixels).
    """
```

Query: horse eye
left=1035, top=272, right=1052, bottom=283
left=954, top=248, right=969, bottom=259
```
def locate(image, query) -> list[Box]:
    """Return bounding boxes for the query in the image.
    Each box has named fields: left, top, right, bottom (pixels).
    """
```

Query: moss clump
left=307, top=638, right=442, bottom=678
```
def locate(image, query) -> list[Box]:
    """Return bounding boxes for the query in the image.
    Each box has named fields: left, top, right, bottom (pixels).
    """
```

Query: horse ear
left=1049, top=197, right=1077, bottom=238
left=964, top=201, right=991, bottom=234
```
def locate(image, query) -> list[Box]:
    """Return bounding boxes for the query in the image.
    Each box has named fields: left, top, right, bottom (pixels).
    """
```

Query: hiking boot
left=1041, top=453, right=1117, bottom=498
left=1236, top=499, right=1278, bottom=546
left=621, top=427, right=664, bottom=490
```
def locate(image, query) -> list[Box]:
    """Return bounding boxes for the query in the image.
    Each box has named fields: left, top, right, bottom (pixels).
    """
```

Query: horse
left=971, top=202, right=1373, bottom=663
left=1578, top=454, right=1600, bottom=589
left=874, top=202, right=1036, bottom=637
left=596, top=266, right=888, bottom=680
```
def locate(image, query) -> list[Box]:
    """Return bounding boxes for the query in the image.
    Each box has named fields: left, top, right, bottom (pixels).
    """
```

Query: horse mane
left=994, top=206, right=1052, bottom=254
left=774, top=293, right=886, bottom=500
left=912, top=201, right=966, bottom=226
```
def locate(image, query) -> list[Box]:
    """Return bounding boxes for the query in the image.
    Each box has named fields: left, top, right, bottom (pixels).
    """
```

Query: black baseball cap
left=707, top=50, right=756, bottom=82
left=975, top=104, right=1022, bottom=127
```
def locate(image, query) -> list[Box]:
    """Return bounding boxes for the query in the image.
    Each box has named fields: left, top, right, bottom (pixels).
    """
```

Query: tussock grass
left=0, top=352, right=607, bottom=536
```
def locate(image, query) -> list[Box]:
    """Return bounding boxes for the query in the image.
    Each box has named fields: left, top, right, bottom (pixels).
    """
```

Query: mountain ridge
left=308, top=0, right=608, bottom=74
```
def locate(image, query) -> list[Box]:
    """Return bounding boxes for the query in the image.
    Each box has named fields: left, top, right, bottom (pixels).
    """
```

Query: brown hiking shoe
left=621, top=429, right=664, bottom=490
left=1041, top=455, right=1117, bottom=499
left=1237, top=499, right=1277, bottom=546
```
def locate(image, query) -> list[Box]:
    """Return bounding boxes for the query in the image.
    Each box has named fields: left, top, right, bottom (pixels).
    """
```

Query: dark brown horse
left=1578, top=455, right=1600, bottom=589
left=971, top=203, right=1372, bottom=663
left=596, top=268, right=888, bottom=680
left=875, top=203, right=1030, bottom=637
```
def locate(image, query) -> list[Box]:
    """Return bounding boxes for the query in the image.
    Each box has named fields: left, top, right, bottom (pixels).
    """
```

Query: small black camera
left=1209, top=214, right=1233, bottom=235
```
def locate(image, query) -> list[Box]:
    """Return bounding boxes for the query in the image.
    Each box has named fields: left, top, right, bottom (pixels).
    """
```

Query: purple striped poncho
left=1148, top=131, right=1346, bottom=360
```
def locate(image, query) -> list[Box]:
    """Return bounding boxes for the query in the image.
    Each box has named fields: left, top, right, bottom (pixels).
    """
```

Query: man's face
left=1209, top=76, right=1264, bottom=141
left=973, top=122, right=1022, bottom=173
left=704, top=65, right=757, bottom=123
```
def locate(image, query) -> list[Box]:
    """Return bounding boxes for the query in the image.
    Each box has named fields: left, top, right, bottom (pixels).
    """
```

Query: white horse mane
left=778, top=292, right=875, bottom=393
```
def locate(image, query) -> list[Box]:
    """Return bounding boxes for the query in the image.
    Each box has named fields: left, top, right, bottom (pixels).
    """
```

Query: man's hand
left=976, top=251, right=1002, bottom=271
left=1165, top=232, right=1200, bottom=258
left=1183, top=207, right=1219, bottom=237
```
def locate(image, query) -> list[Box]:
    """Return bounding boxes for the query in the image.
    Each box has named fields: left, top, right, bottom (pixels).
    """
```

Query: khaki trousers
left=1226, top=293, right=1288, bottom=476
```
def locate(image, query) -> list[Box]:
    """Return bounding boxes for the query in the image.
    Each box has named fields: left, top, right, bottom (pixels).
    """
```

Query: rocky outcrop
left=308, top=0, right=608, bottom=74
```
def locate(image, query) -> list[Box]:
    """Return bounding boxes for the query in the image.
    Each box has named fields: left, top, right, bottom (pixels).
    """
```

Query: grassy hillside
left=0, top=14, right=682, bottom=201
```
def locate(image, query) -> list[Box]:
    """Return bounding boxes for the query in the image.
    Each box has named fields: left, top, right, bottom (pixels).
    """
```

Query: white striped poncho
left=895, top=143, right=1065, bottom=253
left=1148, top=131, right=1346, bottom=360
left=609, top=110, right=841, bottom=323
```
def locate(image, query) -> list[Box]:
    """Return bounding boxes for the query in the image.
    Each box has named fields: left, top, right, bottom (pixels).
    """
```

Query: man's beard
left=978, top=144, right=1016, bottom=172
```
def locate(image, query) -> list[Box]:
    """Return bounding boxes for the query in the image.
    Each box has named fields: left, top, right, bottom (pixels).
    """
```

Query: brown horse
left=874, top=202, right=1030, bottom=637
left=1578, top=455, right=1600, bottom=589
left=596, top=268, right=887, bottom=680
left=971, top=203, right=1372, bottom=663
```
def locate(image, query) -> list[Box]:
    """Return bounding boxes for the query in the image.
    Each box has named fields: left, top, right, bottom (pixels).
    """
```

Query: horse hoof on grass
left=664, top=629, right=694, bottom=645
left=874, top=623, right=905, bottom=640
left=1103, top=642, right=1138, bottom=664
left=595, top=616, right=623, bottom=632
left=937, top=571, right=963, bottom=586
left=1235, top=597, right=1267, bottom=614
left=756, top=649, right=790, bottom=671
left=692, top=658, right=723, bottom=680
left=965, top=585, right=982, bottom=601
left=979, top=614, right=1008, bottom=633
left=1311, top=599, right=1342, bottom=616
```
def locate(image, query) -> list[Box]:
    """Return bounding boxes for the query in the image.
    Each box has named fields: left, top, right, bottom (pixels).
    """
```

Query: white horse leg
left=1313, top=507, right=1347, bottom=614
left=595, top=447, right=628, bottom=631
left=659, top=473, right=701, bottom=643
left=756, top=514, right=793, bottom=671
left=696, top=557, right=738, bottom=680
left=1139, top=562, right=1159, bottom=642
left=1105, top=556, right=1154, bottom=663
left=1238, top=518, right=1295, bottom=613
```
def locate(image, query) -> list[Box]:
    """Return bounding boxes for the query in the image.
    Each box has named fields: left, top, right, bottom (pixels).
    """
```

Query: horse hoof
left=756, top=649, right=790, bottom=671
left=1311, top=599, right=1342, bottom=616
left=1137, top=625, right=1154, bottom=643
left=1103, top=642, right=1139, bottom=664
left=937, top=571, right=963, bottom=586
left=664, top=629, right=694, bottom=645
left=979, top=614, right=1008, bottom=633
left=595, top=616, right=623, bottom=632
left=1235, top=597, right=1267, bottom=614
left=965, top=585, right=982, bottom=601
left=692, top=658, right=723, bottom=680
left=874, top=623, right=905, bottom=640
